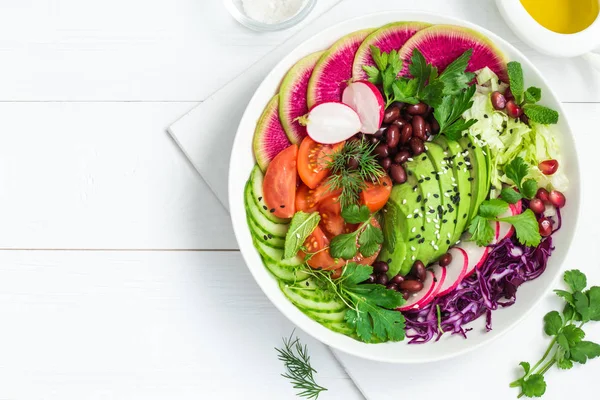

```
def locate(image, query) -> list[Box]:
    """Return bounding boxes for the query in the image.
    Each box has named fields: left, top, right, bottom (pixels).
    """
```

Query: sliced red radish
left=302, top=102, right=361, bottom=144
left=513, top=199, right=523, bottom=214
left=435, top=247, right=468, bottom=297
left=429, top=265, right=447, bottom=298
left=459, top=238, right=490, bottom=276
left=495, top=203, right=515, bottom=243
left=398, top=271, right=436, bottom=312
left=341, top=81, right=384, bottom=134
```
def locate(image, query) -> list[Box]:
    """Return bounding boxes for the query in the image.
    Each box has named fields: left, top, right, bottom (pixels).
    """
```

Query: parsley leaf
left=341, top=204, right=371, bottom=224
left=522, top=179, right=538, bottom=200
left=358, top=224, right=384, bottom=257
left=507, top=61, right=525, bottom=104
left=433, top=84, right=477, bottom=141
left=587, top=286, right=600, bottom=321
left=554, top=289, right=574, bottom=306
left=381, top=202, right=398, bottom=253
left=570, top=341, right=600, bottom=364
left=521, top=374, right=546, bottom=398
left=524, top=104, right=559, bottom=125
left=391, top=78, right=419, bottom=104
left=498, top=209, right=541, bottom=247
left=479, top=198, right=510, bottom=218
left=409, top=48, right=436, bottom=95
left=557, top=358, right=573, bottom=370
left=562, top=324, right=585, bottom=348
left=505, top=156, right=529, bottom=188
left=564, top=269, right=587, bottom=292
left=329, top=232, right=359, bottom=259
left=543, top=311, right=562, bottom=336
left=437, top=49, right=475, bottom=95
left=501, top=187, right=523, bottom=204
left=284, top=212, right=321, bottom=259
left=341, top=263, right=373, bottom=285
left=520, top=361, right=531, bottom=375
left=467, top=215, right=495, bottom=246
left=363, top=65, right=381, bottom=85
left=330, top=208, right=382, bottom=259
left=574, top=291, right=591, bottom=322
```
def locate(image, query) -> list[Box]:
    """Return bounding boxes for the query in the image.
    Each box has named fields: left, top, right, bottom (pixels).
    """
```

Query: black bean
left=373, top=261, right=389, bottom=274
left=376, top=274, right=389, bottom=286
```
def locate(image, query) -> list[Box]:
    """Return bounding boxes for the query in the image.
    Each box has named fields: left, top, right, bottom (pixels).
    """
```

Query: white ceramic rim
left=223, top=0, right=317, bottom=32
left=228, top=11, right=581, bottom=363
left=496, top=0, right=600, bottom=57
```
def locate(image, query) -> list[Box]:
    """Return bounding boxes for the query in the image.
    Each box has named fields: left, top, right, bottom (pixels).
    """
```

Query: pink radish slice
left=399, top=271, right=437, bottom=312
left=435, top=247, right=468, bottom=297
left=304, top=102, right=361, bottom=144
left=513, top=199, right=523, bottom=214
left=341, top=81, right=384, bottom=134
left=459, top=238, right=490, bottom=277
left=495, top=204, right=516, bottom=243
left=425, top=264, right=447, bottom=304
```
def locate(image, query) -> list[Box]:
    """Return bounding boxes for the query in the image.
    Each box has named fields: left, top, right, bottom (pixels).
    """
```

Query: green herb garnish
left=510, top=270, right=600, bottom=398
left=284, top=211, right=321, bottom=259
left=329, top=205, right=383, bottom=259
left=276, top=331, right=327, bottom=399
left=500, top=156, right=538, bottom=203
left=433, top=84, right=478, bottom=140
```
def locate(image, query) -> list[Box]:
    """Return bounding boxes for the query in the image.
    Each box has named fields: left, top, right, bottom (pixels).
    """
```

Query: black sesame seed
left=280, top=205, right=285, bottom=208
left=419, top=238, right=425, bottom=244
left=484, top=114, right=489, bottom=119
left=422, top=156, right=427, bottom=161
left=458, top=161, right=464, bottom=166
left=270, top=208, right=276, bottom=213
left=416, top=234, right=422, bottom=239
left=446, top=239, right=451, bottom=245
left=429, top=209, right=435, bottom=214
left=463, top=213, right=467, bottom=218
left=424, top=198, right=429, bottom=204
left=468, top=193, right=472, bottom=197
left=433, top=194, right=439, bottom=198
left=414, top=213, right=419, bottom=218
left=263, top=235, right=268, bottom=240
left=383, top=181, right=388, bottom=186
left=435, top=175, right=440, bottom=180
left=263, top=205, right=268, bottom=210
left=421, top=206, right=425, bottom=211
left=388, top=259, right=392, bottom=263
left=417, top=195, right=422, bottom=202
left=421, top=226, right=425, bottom=232
left=468, top=177, right=474, bottom=181
left=453, top=219, right=457, bottom=224
left=258, top=196, right=262, bottom=201
left=425, top=177, right=431, bottom=181
left=442, top=219, right=448, bottom=223
left=408, top=170, right=413, bottom=176
left=418, top=179, right=424, bottom=183
left=306, top=281, right=310, bottom=286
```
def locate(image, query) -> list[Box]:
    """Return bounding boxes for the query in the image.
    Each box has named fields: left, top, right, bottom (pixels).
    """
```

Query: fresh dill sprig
left=275, top=331, right=327, bottom=399
left=325, top=139, right=385, bottom=209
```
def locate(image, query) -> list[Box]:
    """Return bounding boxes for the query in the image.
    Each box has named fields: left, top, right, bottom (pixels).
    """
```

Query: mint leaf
left=358, top=224, right=383, bottom=257
left=570, top=341, right=600, bottom=364
left=501, top=187, right=523, bottom=204
left=479, top=199, right=510, bottom=219
left=522, top=179, right=538, bottom=200
left=341, top=204, right=371, bottom=224
left=284, top=212, right=321, bottom=259
left=468, top=215, right=496, bottom=246
left=521, top=374, right=546, bottom=398
left=564, top=270, right=587, bottom=292
left=507, top=61, right=524, bottom=104
left=504, top=156, right=529, bottom=188
left=543, top=311, right=563, bottom=336
left=329, top=232, right=358, bottom=259
left=525, top=86, right=542, bottom=103
left=524, top=104, right=559, bottom=125
left=341, top=262, right=373, bottom=285
left=499, top=209, right=541, bottom=247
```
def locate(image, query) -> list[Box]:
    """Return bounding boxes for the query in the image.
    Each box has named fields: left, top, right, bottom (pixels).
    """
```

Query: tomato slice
left=300, top=226, right=345, bottom=270
left=296, top=182, right=342, bottom=213
left=360, top=174, right=393, bottom=213
left=319, top=199, right=344, bottom=237
left=262, top=144, right=298, bottom=219
left=297, top=137, right=343, bottom=189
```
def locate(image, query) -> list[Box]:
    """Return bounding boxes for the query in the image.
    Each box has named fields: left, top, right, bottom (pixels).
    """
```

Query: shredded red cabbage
left=403, top=204, right=560, bottom=344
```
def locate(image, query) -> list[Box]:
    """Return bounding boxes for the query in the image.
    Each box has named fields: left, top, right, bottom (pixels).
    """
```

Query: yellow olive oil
left=520, top=0, right=599, bottom=34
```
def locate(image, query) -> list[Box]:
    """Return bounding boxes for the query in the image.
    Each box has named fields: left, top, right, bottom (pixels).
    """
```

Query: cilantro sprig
left=500, top=157, right=538, bottom=203
left=510, top=270, right=600, bottom=398
left=363, top=46, right=477, bottom=141
left=468, top=198, right=541, bottom=247
left=506, top=61, right=559, bottom=125
left=329, top=205, right=383, bottom=259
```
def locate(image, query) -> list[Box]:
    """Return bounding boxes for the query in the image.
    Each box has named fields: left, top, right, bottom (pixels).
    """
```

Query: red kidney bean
left=412, top=115, right=426, bottom=140
left=373, top=126, right=387, bottom=138
left=386, top=124, right=400, bottom=148
left=399, top=124, right=413, bottom=145
left=536, top=188, right=550, bottom=203
left=549, top=190, right=566, bottom=208
left=386, top=283, right=399, bottom=291
left=423, top=105, right=433, bottom=118
left=399, top=279, right=424, bottom=293
left=402, top=290, right=411, bottom=300
left=366, top=274, right=376, bottom=283
left=539, top=217, right=552, bottom=237
left=391, top=274, right=404, bottom=285
left=373, top=261, right=389, bottom=274
left=376, top=274, right=389, bottom=286
left=491, top=91, right=507, bottom=110
left=392, top=118, right=407, bottom=129
left=409, top=137, right=425, bottom=155
left=539, top=159, right=559, bottom=175
left=410, top=260, right=426, bottom=281
left=506, top=100, right=523, bottom=118
left=388, top=145, right=398, bottom=157
left=439, top=252, right=452, bottom=267
left=394, top=149, right=411, bottom=164
left=370, top=136, right=380, bottom=144
left=390, top=163, right=407, bottom=184
left=347, top=157, right=359, bottom=170
left=529, top=198, right=545, bottom=214
left=374, top=143, right=390, bottom=159
left=424, top=122, right=432, bottom=137
left=406, top=102, right=428, bottom=115
left=381, top=157, right=392, bottom=171
left=383, top=106, right=400, bottom=123
left=430, top=117, right=440, bottom=135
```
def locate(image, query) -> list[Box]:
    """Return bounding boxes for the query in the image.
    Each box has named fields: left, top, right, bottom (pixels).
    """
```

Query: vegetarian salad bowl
left=229, top=11, right=580, bottom=363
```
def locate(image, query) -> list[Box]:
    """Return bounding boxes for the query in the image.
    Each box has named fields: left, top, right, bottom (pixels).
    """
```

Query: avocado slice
left=381, top=171, right=424, bottom=277
left=433, top=136, right=472, bottom=244
left=403, top=153, right=442, bottom=272
left=425, top=141, right=458, bottom=260
left=459, top=135, right=489, bottom=222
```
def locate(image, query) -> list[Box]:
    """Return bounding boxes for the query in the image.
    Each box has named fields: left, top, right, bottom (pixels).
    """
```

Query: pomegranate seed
left=505, top=87, right=515, bottom=101
left=490, top=91, right=506, bottom=110
left=539, top=159, right=559, bottom=175
left=536, top=188, right=550, bottom=203
left=529, top=198, right=545, bottom=214
left=539, top=217, right=553, bottom=237
left=549, top=190, right=566, bottom=208
left=506, top=100, right=523, bottom=118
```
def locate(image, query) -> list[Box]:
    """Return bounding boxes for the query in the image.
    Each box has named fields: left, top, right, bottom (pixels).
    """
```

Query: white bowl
left=228, top=11, right=580, bottom=363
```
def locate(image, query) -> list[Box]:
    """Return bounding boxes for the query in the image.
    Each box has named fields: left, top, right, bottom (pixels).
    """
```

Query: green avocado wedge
left=459, top=135, right=489, bottom=222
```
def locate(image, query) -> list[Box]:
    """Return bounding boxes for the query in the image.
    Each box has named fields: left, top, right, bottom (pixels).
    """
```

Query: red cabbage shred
left=403, top=206, right=559, bottom=344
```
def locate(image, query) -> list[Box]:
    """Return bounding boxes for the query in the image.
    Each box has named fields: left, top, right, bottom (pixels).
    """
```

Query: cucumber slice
left=245, top=181, right=289, bottom=237
left=249, top=165, right=290, bottom=224
left=254, top=238, right=303, bottom=267
left=247, top=214, right=285, bottom=248
left=304, top=308, right=347, bottom=323
left=262, top=256, right=309, bottom=283
left=325, top=321, right=354, bottom=335
left=280, top=279, right=347, bottom=312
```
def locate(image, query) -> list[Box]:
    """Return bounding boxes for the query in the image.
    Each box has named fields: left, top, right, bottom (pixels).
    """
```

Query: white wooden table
left=0, top=1, right=598, bottom=399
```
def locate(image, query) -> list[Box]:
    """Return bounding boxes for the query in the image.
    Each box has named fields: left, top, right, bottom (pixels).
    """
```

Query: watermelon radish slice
left=253, top=95, right=292, bottom=172
left=398, top=25, right=508, bottom=82
left=302, top=102, right=361, bottom=144
left=341, top=81, right=385, bottom=134
left=279, top=51, right=324, bottom=144
left=307, top=29, right=374, bottom=109
left=495, top=203, right=517, bottom=243
left=435, top=247, right=468, bottom=297
left=399, top=271, right=437, bottom=312
left=459, top=237, right=490, bottom=277
left=352, top=21, right=431, bottom=81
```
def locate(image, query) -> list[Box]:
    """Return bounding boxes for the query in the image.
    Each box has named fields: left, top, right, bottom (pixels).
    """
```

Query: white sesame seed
left=452, top=183, right=458, bottom=187
left=419, top=213, right=423, bottom=217
left=427, top=193, right=431, bottom=198
left=434, top=245, right=439, bottom=250
left=444, top=193, right=450, bottom=197
left=414, top=208, right=419, bottom=214
left=451, top=177, right=456, bottom=182
left=426, top=218, right=431, bottom=223
left=407, top=214, right=412, bottom=219
left=402, top=199, right=407, bottom=205
left=436, top=234, right=441, bottom=239
left=443, top=151, right=448, bottom=156
left=296, top=233, right=301, bottom=239
left=434, top=219, right=439, bottom=223
left=412, top=255, right=416, bottom=261
left=463, top=168, right=468, bottom=173
left=411, top=227, right=416, bottom=233
left=456, top=240, right=461, bottom=244
left=465, top=161, right=471, bottom=166
left=408, top=158, right=413, bottom=162
left=482, top=150, right=487, bottom=155
left=431, top=241, right=435, bottom=246
left=447, top=233, right=451, bottom=238
left=435, top=224, right=440, bottom=229
left=411, top=246, right=416, bottom=251
left=420, top=175, right=425, bottom=179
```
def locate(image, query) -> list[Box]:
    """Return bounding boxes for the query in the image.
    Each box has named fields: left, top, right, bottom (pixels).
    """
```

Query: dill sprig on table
left=325, top=139, right=385, bottom=209
left=275, top=332, right=327, bottom=399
